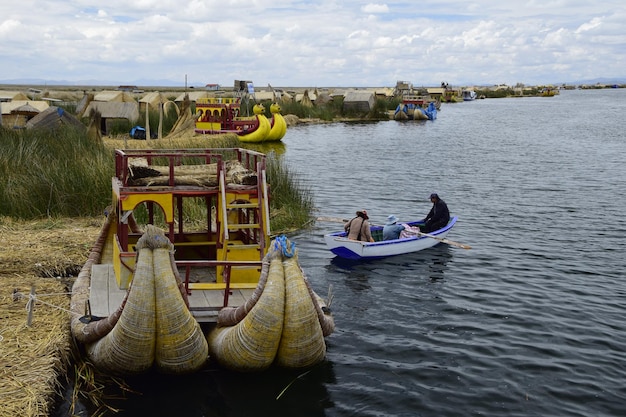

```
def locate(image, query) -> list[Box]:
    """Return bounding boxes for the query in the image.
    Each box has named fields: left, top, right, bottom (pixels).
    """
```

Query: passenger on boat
left=383, top=215, right=406, bottom=240
left=345, top=210, right=375, bottom=242
left=421, top=193, right=450, bottom=233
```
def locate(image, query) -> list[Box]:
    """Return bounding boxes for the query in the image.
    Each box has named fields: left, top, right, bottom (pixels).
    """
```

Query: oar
left=316, top=216, right=350, bottom=223
left=410, top=230, right=471, bottom=250
left=316, top=216, right=472, bottom=250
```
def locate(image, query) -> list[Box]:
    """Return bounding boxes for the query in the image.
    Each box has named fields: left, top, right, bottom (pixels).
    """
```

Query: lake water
left=59, top=89, right=626, bottom=416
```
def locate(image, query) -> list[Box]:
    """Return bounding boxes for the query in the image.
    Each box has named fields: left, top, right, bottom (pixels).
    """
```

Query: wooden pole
left=145, top=102, right=151, bottom=139
left=26, top=285, right=35, bottom=327
left=158, top=100, right=163, bottom=140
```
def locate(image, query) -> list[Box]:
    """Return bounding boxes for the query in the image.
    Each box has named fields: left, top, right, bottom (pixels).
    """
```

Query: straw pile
left=207, top=236, right=335, bottom=371
left=0, top=277, right=72, bottom=417
left=127, top=159, right=257, bottom=187
left=1, top=216, right=101, bottom=417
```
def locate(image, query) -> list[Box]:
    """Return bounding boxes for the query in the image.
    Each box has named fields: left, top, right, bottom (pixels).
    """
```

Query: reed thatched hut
left=82, top=101, right=139, bottom=135
left=25, top=106, right=86, bottom=132
left=343, top=91, right=375, bottom=112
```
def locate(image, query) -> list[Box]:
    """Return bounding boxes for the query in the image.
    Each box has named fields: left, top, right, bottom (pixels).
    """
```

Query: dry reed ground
left=0, top=216, right=103, bottom=417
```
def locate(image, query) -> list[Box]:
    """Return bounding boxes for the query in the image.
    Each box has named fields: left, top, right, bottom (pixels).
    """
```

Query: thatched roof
left=344, top=91, right=375, bottom=102
left=1, top=100, right=49, bottom=115
left=343, top=91, right=375, bottom=111
left=12, top=103, right=41, bottom=115
left=139, top=91, right=163, bottom=106
left=174, top=91, right=210, bottom=103
left=93, top=90, right=135, bottom=103
left=25, top=106, right=86, bottom=131
left=250, top=91, right=276, bottom=101
left=83, top=101, right=139, bottom=121
left=75, top=93, right=94, bottom=117
left=296, top=91, right=316, bottom=105
left=0, top=90, right=29, bottom=101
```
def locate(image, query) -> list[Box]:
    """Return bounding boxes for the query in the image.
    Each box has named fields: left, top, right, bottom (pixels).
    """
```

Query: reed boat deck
left=89, top=263, right=255, bottom=323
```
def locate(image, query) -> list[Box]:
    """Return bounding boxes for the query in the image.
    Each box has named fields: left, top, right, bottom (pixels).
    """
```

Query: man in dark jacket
left=422, top=193, right=450, bottom=233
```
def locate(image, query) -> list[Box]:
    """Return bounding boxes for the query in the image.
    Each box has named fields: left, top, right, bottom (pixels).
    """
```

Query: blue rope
left=274, top=235, right=296, bottom=258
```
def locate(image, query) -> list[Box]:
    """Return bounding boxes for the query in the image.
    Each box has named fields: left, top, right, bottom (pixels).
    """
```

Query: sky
left=1, top=0, right=625, bottom=88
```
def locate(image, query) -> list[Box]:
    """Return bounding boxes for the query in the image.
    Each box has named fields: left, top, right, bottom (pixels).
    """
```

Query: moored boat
left=394, top=96, right=438, bottom=121
left=70, top=148, right=333, bottom=375
left=462, top=90, right=477, bottom=101
left=195, top=97, right=285, bottom=142
left=324, top=217, right=458, bottom=260
left=266, top=103, right=287, bottom=141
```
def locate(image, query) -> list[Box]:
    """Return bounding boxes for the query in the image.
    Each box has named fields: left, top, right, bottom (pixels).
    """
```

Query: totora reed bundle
left=86, top=244, right=156, bottom=374
left=85, top=225, right=207, bottom=374
left=275, top=252, right=327, bottom=368
left=207, top=236, right=335, bottom=371
left=207, top=249, right=285, bottom=371
left=153, top=244, right=208, bottom=373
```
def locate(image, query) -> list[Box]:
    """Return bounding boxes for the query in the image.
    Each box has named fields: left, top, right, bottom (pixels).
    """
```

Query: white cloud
left=0, top=0, right=624, bottom=86
left=362, top=3, right=389, bottom=13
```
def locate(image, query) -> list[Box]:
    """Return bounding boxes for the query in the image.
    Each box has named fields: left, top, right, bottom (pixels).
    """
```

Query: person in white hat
left=383, top=215, right=406, bottom=240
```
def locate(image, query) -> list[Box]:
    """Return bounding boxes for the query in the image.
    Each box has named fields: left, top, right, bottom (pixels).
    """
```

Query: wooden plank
left=107, top=265, right=127, bottom=314
left=187, top=282, right=258, bottom=290
left=204, top=290, right=228, bottom=307
left=187, top=290, right=210, bottom=309
left=226, top=291, right=246, bottom=306
left=90, top=264, right=110, bottom=317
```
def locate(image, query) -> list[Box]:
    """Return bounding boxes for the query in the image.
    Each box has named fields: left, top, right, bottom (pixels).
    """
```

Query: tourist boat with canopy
left=194, top=97, right=287, bottom=142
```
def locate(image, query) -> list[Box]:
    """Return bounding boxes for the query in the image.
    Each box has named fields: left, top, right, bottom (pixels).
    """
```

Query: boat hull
left=266, top=113, right=287, bottom=141
left=236, top=114, right=272, bottom=143
left=324, top=217, right=457, bottom=260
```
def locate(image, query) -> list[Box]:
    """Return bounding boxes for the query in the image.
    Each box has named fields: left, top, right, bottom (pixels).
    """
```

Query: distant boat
left=462, top=90, right=477, bottom=101
left=194, top=98, right=286, bottom=142
left=540, top=87, right=559, bottom=97
left=394, top=96, right=437, bottom=121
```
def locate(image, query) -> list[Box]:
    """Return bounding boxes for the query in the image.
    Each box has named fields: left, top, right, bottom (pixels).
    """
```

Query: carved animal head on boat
left=253, top=104, right=266, bottom=115
left=270, top=103, right=282, bottom=114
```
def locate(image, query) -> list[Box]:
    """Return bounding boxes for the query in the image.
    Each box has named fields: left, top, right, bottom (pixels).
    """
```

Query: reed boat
left=195, top=97, right=285, bottom=142
left=266, top=103, right=287, bottom=141
left=324, top=217, right=458, bottom=260
left=393, top=96, right=438, bottom=121
left=70, top=148, right=333, bottom=375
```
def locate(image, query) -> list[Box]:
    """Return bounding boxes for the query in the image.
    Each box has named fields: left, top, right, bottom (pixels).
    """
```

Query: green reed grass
left=0, top=126, right=112, bottom=218
left=0, top=125, right=313, bottom=233
left=265, top=153, right=315, bottom=234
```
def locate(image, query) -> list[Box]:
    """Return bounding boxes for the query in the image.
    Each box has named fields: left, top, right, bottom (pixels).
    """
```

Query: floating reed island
left=0, top=217, right=101, bottom=417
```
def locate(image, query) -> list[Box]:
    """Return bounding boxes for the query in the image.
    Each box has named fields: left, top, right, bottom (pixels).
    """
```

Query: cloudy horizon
left=1, top=1, right=625, bottom=88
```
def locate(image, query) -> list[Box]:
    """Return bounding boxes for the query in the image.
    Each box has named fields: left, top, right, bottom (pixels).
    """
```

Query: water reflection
left=103, top=361, right=336, bottom=417
left=241, top=141, right=286, bottom=157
